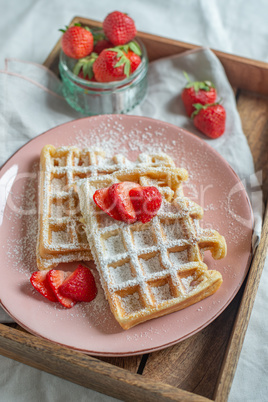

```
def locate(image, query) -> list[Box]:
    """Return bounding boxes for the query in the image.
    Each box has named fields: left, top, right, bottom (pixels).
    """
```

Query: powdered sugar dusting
left=6, top=162, right=39, bottom=275
left=151, top=283, right=173, bottom=303
left=110, top=262, right=134, bottom=285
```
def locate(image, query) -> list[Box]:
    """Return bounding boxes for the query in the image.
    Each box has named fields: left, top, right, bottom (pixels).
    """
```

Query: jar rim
left=59, top=37, right=148, bottom=90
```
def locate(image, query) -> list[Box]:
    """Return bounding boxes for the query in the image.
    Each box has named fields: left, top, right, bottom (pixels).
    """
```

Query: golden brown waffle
left=76, top=166, right=226, bottom=330
left=36, top=145, right=176, bottom=270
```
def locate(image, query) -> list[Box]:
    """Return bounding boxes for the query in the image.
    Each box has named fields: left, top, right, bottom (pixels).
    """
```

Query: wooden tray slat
left=0, top=323, right=212, bottom=402
left=237, top=91, right=268, bottom=201
left=214, top=204, right=268, bottom=401
left=142, top=289, right=242, bottom=400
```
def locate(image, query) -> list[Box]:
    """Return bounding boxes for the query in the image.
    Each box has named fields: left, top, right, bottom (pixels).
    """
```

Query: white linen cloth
left=0, top=1, right=267, bottom=401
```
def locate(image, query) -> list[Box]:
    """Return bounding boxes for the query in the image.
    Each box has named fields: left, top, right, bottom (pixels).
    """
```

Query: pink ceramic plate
left=0, top=115, right=253, bottom=356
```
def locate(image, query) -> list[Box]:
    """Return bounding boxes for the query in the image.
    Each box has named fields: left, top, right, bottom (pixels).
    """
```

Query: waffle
left=36, top=145, right=176, bottom=270
left=76, top=166, right=226, bottom=330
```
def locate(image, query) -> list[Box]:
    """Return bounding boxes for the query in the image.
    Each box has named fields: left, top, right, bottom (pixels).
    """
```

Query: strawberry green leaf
left=73, top=60, right=84, bottom=76
left=124, top=60, right=131, bottom=77
left=92, top=30, right=106, bottom=44
left=191, top=103, right=205, bottom=118
left=183, top=71, right=191, bottom=82
left=128, top=41, right=142, bottom=56
left=73, top=53, right=98, bottom=79
left=115, top=58, right=126, bottom=67
left=191, top=101, right=220, bottom=118
left=183, top=71, right=215, bottom=92
left=58, top=25, right=69, bottom=33
left=204, top=80, right=215, bottom=88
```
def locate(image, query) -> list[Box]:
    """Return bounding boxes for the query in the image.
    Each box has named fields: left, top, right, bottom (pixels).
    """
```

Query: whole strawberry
left=60, top=24, right=94, bottom=59
left=103, top=11, right=136, bottom=46
left=93, top=48, right=130, bottom=82
left=192, top=103, right=226, bottom=139
left=182, top=72, right=217, bottom=117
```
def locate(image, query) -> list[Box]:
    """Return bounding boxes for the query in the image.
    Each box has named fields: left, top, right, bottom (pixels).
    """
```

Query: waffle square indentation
left=162, top=219, right=186, bottom=241
left=74, top=152, right=90, bottom=167
left=168, top=247, right=189, bottom=267
left=75, top=222, right=88, bottom=245
left=50, top=198, right=69, bottom=218
left=52, top=155, right=67, bottom=167
left=109, top=261, right=135, bottom=285
left=131, top=224, right=155, bottom=249
left=139, top=252, right=165, bottom=275
left=103, top=231, right=126, bottom=256
left=49, top=224, right=72, bottom=246
left=73, top=172, right=90, bottom=182
left=150, top=279, right=174, bottom=304
left=119, top=290, right=144, bottom=314
left=179, top=271, right=201, bottom=294
left=51, top=173, right=67, bottom=193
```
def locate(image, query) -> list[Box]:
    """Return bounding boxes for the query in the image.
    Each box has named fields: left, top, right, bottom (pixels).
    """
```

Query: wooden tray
left=1, top=17, right=268, bottom=402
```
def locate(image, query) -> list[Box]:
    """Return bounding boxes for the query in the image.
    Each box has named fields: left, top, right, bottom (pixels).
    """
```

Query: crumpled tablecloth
left=0, top=47, right=266, bottom=402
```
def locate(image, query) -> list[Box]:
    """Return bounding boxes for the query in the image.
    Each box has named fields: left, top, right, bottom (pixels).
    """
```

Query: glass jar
left=59, top=38, right=148, bottom=116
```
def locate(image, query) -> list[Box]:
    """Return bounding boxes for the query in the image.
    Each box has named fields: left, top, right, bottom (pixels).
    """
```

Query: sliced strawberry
left=128, top=186, right=144, bottom=219
left=93, top=186, right=122, bottom=220
left=47, top=270, right=76, bottom=308
left=109, top=182, right=141, bottom=223
left=30, top=270, right=58, bottom=302
left=130, top=186, right=162, bottom=223
left=59, top=264, right=97, bottom=302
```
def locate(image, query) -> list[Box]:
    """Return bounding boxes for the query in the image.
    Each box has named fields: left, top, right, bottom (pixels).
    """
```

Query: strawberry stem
left=183, top=71, right=215, bottom=92
left=191, top=101, right=221, bottom=118
left=73, top=53, right=98, bottom=79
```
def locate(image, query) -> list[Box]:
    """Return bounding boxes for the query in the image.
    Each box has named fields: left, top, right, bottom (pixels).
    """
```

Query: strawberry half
left=93, top=186, right=122, bottom=220
left=30, top=270, right=58, bottom=302
left=130, top=186, right=162, bottom=223
left=47, top=270, right=76, bottom=308
left=109, top=182, right=141, bottom=223
left=58, top=264, right=97, bottom=302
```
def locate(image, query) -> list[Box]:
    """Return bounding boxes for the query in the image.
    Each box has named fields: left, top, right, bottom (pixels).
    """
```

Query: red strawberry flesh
left=30, top=270, right=58, bottom=302
left=59, top=264, right=97, bottom=302
left=93, top=187, right=122, bottom=220
left=47, top=270, right=76, bottom=308
left=130, top=186, right=162, bottom=223
left=109, top=182, right=141, bottom=223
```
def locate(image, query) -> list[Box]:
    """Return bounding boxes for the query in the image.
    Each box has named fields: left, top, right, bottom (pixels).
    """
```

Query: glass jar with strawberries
left=58, top=11, right=148, bottom=116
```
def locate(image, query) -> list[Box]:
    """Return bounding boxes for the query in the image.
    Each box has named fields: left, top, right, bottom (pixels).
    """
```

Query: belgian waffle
left=36, top=145, right=176, bottom=270
left=76, top=166, right=226, bottom=330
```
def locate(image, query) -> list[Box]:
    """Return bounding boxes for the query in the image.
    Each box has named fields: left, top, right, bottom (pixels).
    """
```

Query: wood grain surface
left=1, top=16, right=267, bottom=402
